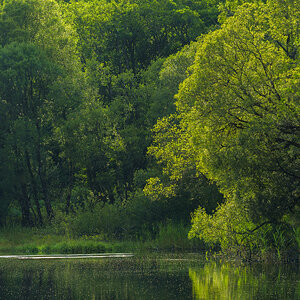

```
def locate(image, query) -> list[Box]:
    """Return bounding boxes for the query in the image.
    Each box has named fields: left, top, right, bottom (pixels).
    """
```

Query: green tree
left=0, top=43, right=57, bottom=225
left=67, top=0, right=218, bottom=101
left=148, top=0, right=299, bottom=227
left=57, top=99, right=124, bottom=209
left=57, top=0, right=221, bottom=208
left=0, top=0, right=83, bottom=225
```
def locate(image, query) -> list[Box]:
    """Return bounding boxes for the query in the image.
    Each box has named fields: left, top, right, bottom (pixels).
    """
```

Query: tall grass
left=136, top=222, right=207, bottom=252
left=0, top=226, right=119, bottom=254
left=154, top=222, right=206, bottom=250
left=256, top=223, right=299, bottom=261
left=1, top=211, right=298, bottom=258
left=0, top=221, right=207, bottom=255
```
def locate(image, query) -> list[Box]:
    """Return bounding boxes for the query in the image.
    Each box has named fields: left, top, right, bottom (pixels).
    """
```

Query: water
left=0, top=253, right=299, bottom=299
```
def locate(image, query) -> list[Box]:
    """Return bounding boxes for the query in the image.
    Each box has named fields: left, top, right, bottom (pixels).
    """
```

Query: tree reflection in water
left=189, top=261, right=300, bottom=300
left=0, top=256, right=299, bottom=299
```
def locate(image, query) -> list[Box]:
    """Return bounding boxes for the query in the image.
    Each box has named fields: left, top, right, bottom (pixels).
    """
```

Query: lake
left=0, top=253, right=299, bottom=299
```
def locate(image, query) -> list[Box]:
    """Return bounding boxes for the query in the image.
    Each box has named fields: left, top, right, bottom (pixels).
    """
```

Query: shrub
left=189, top=201, right=299, bottom=260
left=53, top=203, right=127, bottom=239
left=15, top=244, right=39, bottom=254
left=155, top=222, right=205, bottom=250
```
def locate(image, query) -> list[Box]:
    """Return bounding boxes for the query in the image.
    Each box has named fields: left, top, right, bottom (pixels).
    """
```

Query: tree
left=0, top=43, right=58, bottom=225
left=148, top=0, right=300, bottom=225
left=57, top=99, right=124, bottom=209
left=67, top=0, right=218, bottom=101
left=0, top=0, right=84, bottom=225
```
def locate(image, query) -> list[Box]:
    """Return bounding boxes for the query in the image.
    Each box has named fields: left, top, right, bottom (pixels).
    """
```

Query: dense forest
left=0, top=0, right=299, bottom=258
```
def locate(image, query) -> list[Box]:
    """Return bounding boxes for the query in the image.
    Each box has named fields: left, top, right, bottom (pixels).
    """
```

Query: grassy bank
left=0, top=223, right=207, bottom=255
left=1, top=221, right=298, bottom=259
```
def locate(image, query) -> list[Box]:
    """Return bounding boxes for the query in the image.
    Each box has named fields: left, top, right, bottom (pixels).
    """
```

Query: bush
left=189, top=201, right=299, bottom=260
left=39, top=240, right=107, bottom=254
left=189, top=201, right=258, bottom=255
left=15, top=244, right=39, bottom=254
left=154, top=222, right=206, bottom=250
left=53, top=203, right=127, bottom=239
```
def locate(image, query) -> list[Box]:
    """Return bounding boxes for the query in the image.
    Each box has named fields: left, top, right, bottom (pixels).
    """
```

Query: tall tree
left=0, top=0, right=84, bottom=225
left=148, top=0, right=300, bottom=224
left=67, top=0, right=218, bottom=101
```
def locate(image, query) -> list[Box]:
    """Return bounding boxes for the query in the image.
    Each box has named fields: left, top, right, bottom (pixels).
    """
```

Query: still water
left=0, top=253, right=299, bottom=299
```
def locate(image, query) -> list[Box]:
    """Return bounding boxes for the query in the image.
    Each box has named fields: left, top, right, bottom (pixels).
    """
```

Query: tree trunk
left=65, top=161, right=74, bottom=214
left=19, top=184, right=33, bottom=227
left=25, top=150, right=43, bottom=226
left=40, top=175, right=54, bottom=221
left=36, top=123, right=54, bottom=221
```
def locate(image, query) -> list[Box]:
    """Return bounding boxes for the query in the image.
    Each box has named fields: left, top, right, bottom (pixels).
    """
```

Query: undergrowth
left=0, top=222, right=206, bottom=255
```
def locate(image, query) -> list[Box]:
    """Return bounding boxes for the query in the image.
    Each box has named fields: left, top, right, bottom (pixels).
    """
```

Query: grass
left=139, top=222, right=206, bottom=251
left=0, top=222, right=207, bottom=255
left=0, top=226, right=121, bottom=254
left=1, top=238, right=124, bottom=255
left=1, top=223, right=297, bottom=259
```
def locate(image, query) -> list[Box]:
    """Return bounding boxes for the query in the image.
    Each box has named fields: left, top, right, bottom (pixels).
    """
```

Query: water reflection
left=189, top=261, right=300, bottom=300
left=0, top=257, right=193, bottom=299
left=0, top=255, right=299, bottom=299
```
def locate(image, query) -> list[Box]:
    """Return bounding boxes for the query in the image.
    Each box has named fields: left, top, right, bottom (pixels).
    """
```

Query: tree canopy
left=148, top=0, right=299, bottom=223
left=0, top=0, right=299, bottom=257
